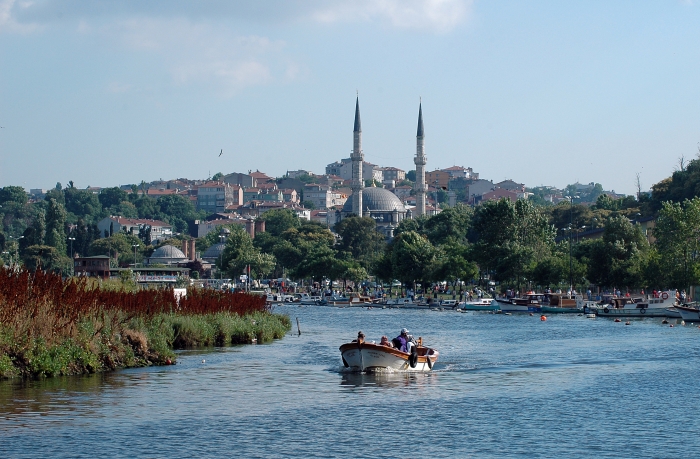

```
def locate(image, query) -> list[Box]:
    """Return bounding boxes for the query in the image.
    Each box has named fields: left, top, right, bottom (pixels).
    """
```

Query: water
left=1, top=306, right=699, bottom=458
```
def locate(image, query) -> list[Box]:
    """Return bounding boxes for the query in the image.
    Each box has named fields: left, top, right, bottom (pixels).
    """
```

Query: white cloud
left=0, top=0, right=40, bottom=34
left=112, top=18, right=291, bottom=96
left=311, top=0, right=472, bottom=32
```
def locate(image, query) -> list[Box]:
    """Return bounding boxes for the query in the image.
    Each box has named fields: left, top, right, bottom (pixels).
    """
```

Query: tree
left=585, top=216, right=648, bottom=290
left=262, top=208, right=300, bottom=236
left=21, top=245, right=70, bottom=273
left=45, top=198, right=67, bottom=255
left=0, top=186, right=28, bottom=206
left=221, top=225, right=275, bottom=280
left=390, top=231, right=437, bottom=287
left=651, top=198, right=700, bottom=289
left=334, top=216, right=385, bottom=267
left=212, top=172, right=224, bottom=181
left=98, top=187, right=128, bottom=209
left=423, top=203, right=472, bottom=245
left=64, top=188, right=101, bottom=221
left=300, top=200, right=316, bottom=210
left=433, top=242, right=478, bottom=290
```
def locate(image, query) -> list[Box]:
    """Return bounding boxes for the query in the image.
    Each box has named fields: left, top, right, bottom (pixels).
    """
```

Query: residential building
left=97, top=216, right=173, bottom=241
left=286, top=170, right=311, bottom=179
left=466, top=179, right=496, bottom=203
left=239, top=201, right=311, bottom=220
left=378, top=167, right=406, bottom=182
left=224, top=172, right=256, bottom=188
left=74, top=255, right=111, bottom=279
left=425, top=169, right=451, bottom=190
left=303, top=184, right=346, bottom=210
left=495, top=180, right=526, bottom=193
left=281, top=189, right=299, bottom=203
left=325, top=158, right=382, bottom=182
left=480, top=188, right=519, bottom=203
left=196, top=182, right=242, bottom=212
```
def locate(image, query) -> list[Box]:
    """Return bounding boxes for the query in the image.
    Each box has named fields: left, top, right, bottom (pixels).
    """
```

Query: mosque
left=336, top=97, right=428, bottom=238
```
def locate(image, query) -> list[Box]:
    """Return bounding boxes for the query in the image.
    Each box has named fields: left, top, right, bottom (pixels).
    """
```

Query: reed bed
left=0, top=267, right=290, bottom=379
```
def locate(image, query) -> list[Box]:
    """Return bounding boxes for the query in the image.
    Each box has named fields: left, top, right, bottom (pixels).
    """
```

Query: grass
left=0, top=267, right=291, bottom=379
left=0, top=311, right=291, bottom=379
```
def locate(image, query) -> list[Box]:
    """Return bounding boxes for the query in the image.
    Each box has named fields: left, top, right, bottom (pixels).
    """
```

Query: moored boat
left=340, top=334, right=438, bottom=372
left=382, top=297, right=429, bottom=308
left=499, top=293, right=544, bottom=313
left=597, top=291, right=678, bottom=318
left=460, top=298, right=499, bottom=311
left=673, top=303, right=700, bottom=322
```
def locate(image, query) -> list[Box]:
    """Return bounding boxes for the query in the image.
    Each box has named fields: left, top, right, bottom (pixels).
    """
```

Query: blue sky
left=1, top=0, right=698, bottom=195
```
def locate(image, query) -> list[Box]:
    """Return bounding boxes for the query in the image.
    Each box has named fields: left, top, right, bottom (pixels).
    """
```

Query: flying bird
left=219, top=149, right=223, bottom=157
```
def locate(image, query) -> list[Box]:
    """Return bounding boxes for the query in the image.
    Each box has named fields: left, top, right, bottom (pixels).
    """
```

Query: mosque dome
left=202, top=243, right=226, bottom=260
left=342, top=187, right=405, bottom=214
left=151, top=245, right=187, bottom=259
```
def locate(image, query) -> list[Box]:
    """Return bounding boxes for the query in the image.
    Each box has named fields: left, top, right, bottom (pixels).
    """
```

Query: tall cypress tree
left=45, top=198, right=67, bottom=255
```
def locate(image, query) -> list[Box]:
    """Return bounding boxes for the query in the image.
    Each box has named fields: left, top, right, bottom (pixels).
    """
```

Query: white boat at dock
left=673, top=304, right=700, bottom=322
left=596, top=291, right=678, bottom=318
left=460, top=298, right=499, bottom=311
left=339, top=338, right=438, bottom=372
left=381, top=297, right=430, bottom=308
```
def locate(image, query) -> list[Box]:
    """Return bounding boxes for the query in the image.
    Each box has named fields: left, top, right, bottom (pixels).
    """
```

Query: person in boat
left=392, top=328, right=415, bottom=353
left=353, top=331, right=365, bottom=344
left=380, top=335, right=392, bottom=347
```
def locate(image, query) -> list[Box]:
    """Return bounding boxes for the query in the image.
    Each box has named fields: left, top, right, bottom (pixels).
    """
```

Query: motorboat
left=339, top=337, right=438, bottom=372
left=597, top=291, right=678, bottom=318
left=540, top=293, right=583, bottom=313
left=382, top=297, right=429, bottom=309
left=498, top=293, right=544, bottom=313
left=460, top=298, right=499, bottom=311
left=673, top=303, right=700, bottom=322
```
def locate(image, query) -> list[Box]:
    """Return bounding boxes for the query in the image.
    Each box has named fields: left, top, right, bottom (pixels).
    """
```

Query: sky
left=1, top=0, right=699, bottom=196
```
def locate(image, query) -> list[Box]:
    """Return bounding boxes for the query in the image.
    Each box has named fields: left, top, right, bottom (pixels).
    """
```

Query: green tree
left=390, top=231, right=437, bottom=287
left=262, top=209, right=300, bottom=236
left=651, top=198, right=700, bottom=289
left=0, top=186, right=28, bottom=206
left=221, top=225, right=275, bottom=280
left=45, top=198, right=67, bottom=255
left=433, top=242, right=478, bottom=290
left=586, top=216, right=648, bottom=290
left=21, top=245, right=70, bottom=273
left=64, top=188, right=101, bottom=221
left=334, top=216, right=385, bottom=267
left=423, top=203, right=472, bottom=245
left=98, top=187, right=128, bottom=209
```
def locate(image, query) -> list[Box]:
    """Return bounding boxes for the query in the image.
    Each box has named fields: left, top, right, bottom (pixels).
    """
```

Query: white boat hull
left=597, top=307, right=669, bottom=318
left=674, top=306, right=700, bottom=322
left=340, top=342, right=438, bottom=372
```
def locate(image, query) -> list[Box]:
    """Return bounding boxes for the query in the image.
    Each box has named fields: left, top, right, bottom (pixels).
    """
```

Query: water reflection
left=339, top=370, right=437, bottom=390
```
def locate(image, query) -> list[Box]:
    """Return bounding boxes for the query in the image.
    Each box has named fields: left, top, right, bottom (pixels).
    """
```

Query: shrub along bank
left=0, top=268, right=291, bottom=379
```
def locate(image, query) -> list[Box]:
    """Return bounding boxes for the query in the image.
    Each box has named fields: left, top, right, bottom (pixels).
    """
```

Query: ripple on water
left=1, top=306, right=699, bottom=458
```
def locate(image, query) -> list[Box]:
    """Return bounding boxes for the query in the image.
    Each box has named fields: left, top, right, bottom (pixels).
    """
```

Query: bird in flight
left=219, top=149, right=223, bottom=157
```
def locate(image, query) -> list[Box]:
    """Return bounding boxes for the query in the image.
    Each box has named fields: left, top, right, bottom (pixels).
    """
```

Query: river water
left=1, top=306, right=699, bottom=458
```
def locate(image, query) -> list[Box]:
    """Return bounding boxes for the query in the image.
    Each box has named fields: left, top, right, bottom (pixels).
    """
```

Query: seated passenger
left=380, top=335, right=392, bottom=347
left=394, top=328, right=410, bottom=352
left=353, top=331, right=365, bottom=344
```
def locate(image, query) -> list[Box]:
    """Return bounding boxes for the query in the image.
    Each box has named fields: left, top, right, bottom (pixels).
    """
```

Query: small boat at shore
left=597, top=291, right=678, bottom=318
left=339, top=338, right=438, bottom=372
left=460, top=298, right=499, bottom=311
left=673, top=303, right=700, bottom=322
left=497, top=293, right=543, bottom=313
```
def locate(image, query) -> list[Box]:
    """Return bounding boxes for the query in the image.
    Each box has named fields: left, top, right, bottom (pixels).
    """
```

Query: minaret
left=414, top=101, right=427, bottom=217
left=351, top=97, right=364, bottom=216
